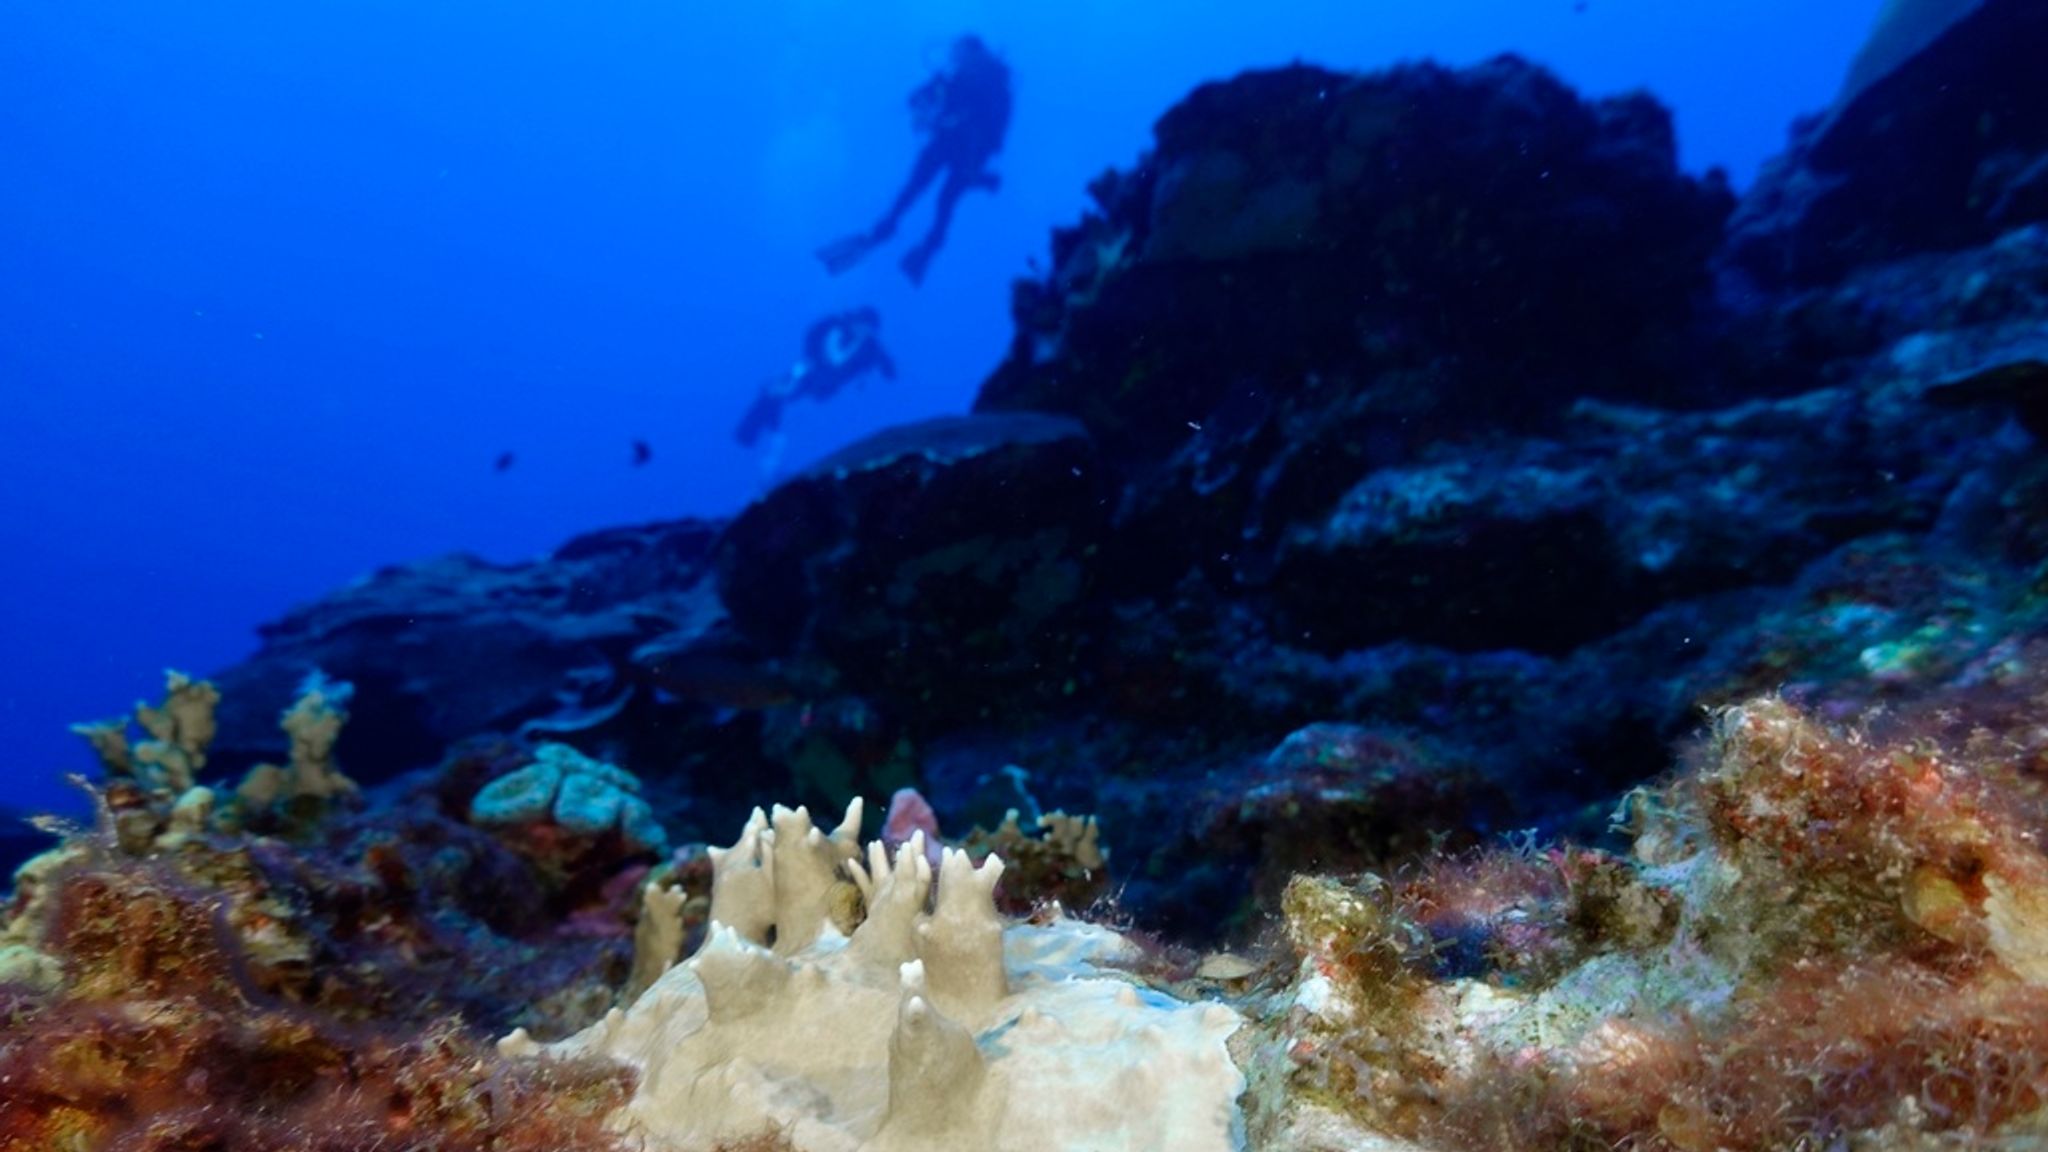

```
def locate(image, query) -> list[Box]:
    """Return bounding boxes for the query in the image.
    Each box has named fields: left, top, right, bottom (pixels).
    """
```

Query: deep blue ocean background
left=2, top=0, right=1882, bottom=816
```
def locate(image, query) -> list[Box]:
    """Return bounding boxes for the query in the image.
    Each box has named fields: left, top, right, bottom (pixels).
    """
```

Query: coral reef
left=506, top=799, right=1244, bottom=1152
left=205, top=518, right=748, bottom=824
left=0, top=688, right=675, bottom=1146
left=958, top=805, right=1110, bottom=916
left=20, top=3, right=2048, bottom=1146
left=472, top=741, right=671, bottom=856
left=72, top=669, right=222, bottom=795
left=8, top=686, right=657, bottom=1041
left=1728, top=0, right=2048, bottom=287
left=197, top=12, right=2048, bottom=939
left=50, top=675, right=2048, bottom=1147
left=0, top=830, right=630, bottom=1152
left=715, top=413, right=1102, bottom=737
left=1254, top=692, right=2048, bottom=1151
left=232, top=671, right=361, bottom=828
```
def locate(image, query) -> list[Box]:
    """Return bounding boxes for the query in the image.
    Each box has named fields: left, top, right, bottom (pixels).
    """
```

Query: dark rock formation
left=1726, top=0, right=2048, bottom=287
left=208, top=519, right=752, bottom=821
left=1263, top=380, right=1964, bottom=656
left=715, top=414, right=1102, bottom=731
left=193, top=30, right=2048, bottom=937
left=977, top=58, right=1739, bottom=613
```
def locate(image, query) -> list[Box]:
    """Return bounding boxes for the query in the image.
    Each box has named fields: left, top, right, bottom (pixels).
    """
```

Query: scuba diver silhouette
left=816, top=35, right=1012, bottom=286
left=736, top=307, right=897, bottom=452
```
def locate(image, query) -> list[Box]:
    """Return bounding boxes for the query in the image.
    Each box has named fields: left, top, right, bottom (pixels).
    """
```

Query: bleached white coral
left=504, top=799, right=1246, bottom=1152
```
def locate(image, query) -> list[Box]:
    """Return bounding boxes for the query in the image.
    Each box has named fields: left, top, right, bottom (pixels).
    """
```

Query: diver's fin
left=735, top=393, right=783, bottom=447
left=817, top=232, right=879, bottom=276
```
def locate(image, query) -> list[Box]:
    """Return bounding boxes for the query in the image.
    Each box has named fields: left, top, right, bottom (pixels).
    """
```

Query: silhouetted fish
left=632, top=440, right=652, bottom=466
left=494, top=451, right=516, bottom=472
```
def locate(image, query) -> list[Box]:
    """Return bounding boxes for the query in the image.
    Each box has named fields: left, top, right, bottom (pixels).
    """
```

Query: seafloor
left=10, top=2, right=2048, bottom=1149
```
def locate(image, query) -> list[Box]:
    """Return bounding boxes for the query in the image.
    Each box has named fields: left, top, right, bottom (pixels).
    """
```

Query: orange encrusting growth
left=0, top=850, right=632, bottom=1152
left=1282, top=692, right=2048, bottom=1151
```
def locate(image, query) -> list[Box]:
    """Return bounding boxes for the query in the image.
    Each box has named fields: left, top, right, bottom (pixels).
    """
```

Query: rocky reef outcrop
left=18, top=5, right=2048, bottom=1137
left=715, top=413, right=1102, bottom=732
left=979, top=57, right=1743, bottom=613
left=192, top=4, right=2048, bottom=953
left=202, top=518, right=799, bottom=842
left=1726, top=0, right=2048, bottom=288
left=1257, top=684, right=2048, bottom=1152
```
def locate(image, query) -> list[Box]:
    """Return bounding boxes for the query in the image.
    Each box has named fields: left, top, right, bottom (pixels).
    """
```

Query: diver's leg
left=735, top=392, right=783, bottom=447
left=901, top=166, right=973, bottom=284
left=964, top=159, right=1001, bottom=193
left=818, top=144, right=950, bottom=275
left=872, top=142, right=948, bottom=241
left=758, top=429, right=788, bottom=486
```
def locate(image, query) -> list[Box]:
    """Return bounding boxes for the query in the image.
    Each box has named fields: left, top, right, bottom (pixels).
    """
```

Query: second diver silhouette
left=736, top=307, right=897, bottom=476
left=816, top=35, right=1012, bottom=286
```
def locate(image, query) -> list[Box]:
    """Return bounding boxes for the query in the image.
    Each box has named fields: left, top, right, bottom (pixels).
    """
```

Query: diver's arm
left=908, top=74, right=948, bottom=131
left=801, top=319, right=833, bottom=366
left=909, top=74, right=946, bottom=107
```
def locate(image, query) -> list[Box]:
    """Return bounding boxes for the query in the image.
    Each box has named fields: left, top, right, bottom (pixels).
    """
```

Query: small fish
left=494, top=451, right=516, bottom=473
left=631, top=440, right=653, bottom=467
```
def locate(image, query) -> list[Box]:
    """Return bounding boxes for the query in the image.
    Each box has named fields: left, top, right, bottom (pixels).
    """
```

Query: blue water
left=1, top=0, right=1880, bottom=817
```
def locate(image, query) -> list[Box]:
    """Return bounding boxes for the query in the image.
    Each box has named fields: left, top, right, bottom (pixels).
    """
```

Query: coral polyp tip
left=508, top=796, right=1247, bottom=1152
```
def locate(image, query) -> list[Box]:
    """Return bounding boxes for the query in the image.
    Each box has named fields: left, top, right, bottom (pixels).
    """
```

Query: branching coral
left=625, top=847, right=715, bottom=1002
left=71, top=669, right=221, bottom=795
left=506, top=799, right=1246, bottom=1152
left=66, top=670, right=361, bottom=847
left=233, top=671, right=360, bottom=821
left=959, top=806, right=1111, bottom=915
left=9, top=691, right=653, bottom=1048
